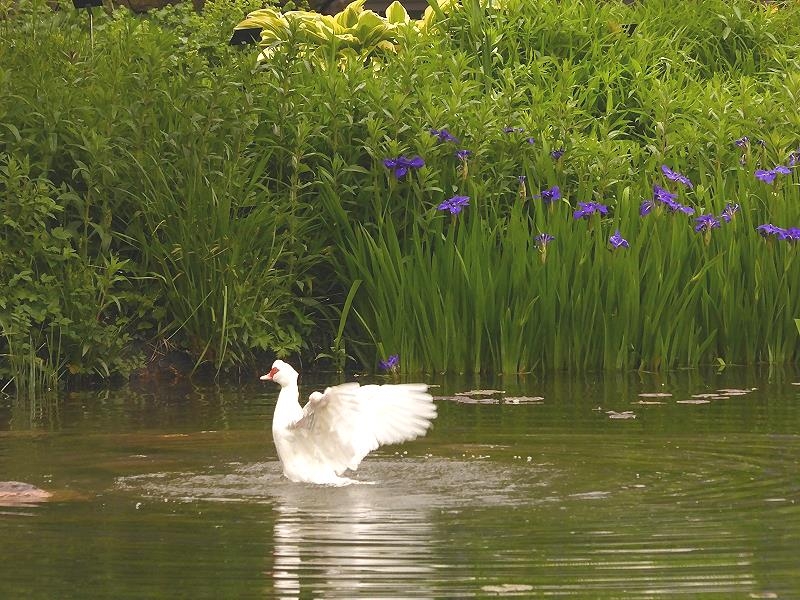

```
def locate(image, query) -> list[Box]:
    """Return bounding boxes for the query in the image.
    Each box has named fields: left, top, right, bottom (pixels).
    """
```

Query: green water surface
left=1, top=368, right=799, bottom=598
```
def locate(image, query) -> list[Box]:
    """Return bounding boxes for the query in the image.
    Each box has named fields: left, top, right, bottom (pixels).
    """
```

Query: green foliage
left=279, top=0, right=800, bottom=373
left=0, top=153, right=140, bottom=394
left=315, top=279, right=362, bottom=372
left=125, top=123, right=314, bottom=370
left=2, top=0, right=800, bottom=386
left=234, top=0, right=450, bottom=64
left=0, top=0, right=320, bottom=389
left=145, top=0, right=284, bottom=62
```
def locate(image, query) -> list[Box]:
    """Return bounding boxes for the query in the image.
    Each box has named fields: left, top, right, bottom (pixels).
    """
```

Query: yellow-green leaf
left=385, top=1, right=409, bottom=24
left=335, top=0, right=367, bottom=29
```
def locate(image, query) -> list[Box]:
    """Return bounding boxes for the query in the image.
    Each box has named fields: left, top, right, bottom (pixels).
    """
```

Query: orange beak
left=260, top=367, right=278, bottom=381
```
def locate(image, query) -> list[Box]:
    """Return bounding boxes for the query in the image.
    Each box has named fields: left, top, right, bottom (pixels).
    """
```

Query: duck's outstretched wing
left=290, top=382, right=436, bottom=475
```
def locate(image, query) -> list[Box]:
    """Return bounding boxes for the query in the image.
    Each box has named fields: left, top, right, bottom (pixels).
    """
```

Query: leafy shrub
left=0, top=153, right=142, bottom=394
left=255, top=0, right=800, bottom=372
left=2, top=0, right=799, bottom=385
left=0, top=0, right=321, bottom=388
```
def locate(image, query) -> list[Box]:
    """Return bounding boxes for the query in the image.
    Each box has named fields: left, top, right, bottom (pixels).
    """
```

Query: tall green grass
left=0, top=0, right=321, bottom=390
left=303, top=0, right=800, bottom=372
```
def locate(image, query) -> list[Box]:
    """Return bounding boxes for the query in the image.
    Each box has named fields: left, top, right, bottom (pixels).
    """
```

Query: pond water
left=1, top=367, right=799, bottom=598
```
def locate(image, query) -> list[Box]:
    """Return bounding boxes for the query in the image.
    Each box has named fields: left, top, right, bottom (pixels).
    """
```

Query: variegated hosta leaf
left=355, top=9, right=385, bottom=31
left=419, top=0, right=459, bottom=32
left=375, top=40, right=397, bottom=52
left=333, top=33, right=360, bottom=48
left=233, top=0, right=454, bottom=63
left=385, top=1, right=409, bottom=24
left=335, top=0, right=367, bottom=29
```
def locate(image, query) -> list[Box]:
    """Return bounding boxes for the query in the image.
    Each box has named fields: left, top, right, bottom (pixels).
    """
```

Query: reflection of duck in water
left=261, top=360, right=437, bottom=485
left=269, top=481, right=436, bottom=599
left=0, top=481, right=51, bottom=507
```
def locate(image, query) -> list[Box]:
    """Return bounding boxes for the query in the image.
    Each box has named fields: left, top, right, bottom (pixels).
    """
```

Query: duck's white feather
left=264, top=361, right=436, bottom=485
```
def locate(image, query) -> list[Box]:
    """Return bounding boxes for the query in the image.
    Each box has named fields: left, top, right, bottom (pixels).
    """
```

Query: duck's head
left=259, top=360, right=299, bottom=387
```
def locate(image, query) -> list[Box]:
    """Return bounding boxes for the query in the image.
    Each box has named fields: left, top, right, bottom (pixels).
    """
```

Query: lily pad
left=436, top=395, right=501, bottom=405
left=638, top=392, right=673, bottom=398
left=677, top=399, right=711, bottom=404
left=607, top=410, right=636, bottom=419
left=458, top=397, right=501, bottom=405
left=570, top=490, right=611, bottom=500
left=482, top=584, right=534, bottom=594
left=505, top=396, right=544, bottom=405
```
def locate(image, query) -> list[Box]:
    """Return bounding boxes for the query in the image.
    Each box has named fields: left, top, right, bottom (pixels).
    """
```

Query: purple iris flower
left=759, top=223, right=800, bottom=241
left=780, top=227, right=800, bottom=241
left=652, top=184, right=694, bottom=214
left=526, top=137, right=536, bottom=144
left=535, top=232, right=555, bottom=263
left=573, top=202, right=609, bottom=220
left=755, top=169, right=776, bottom=184
left=757, top=223, right=785, bottom=237
left=720, top=203, right=739, bottom=223
left=455, top=149, right=472, bottom=160
left=694, top=214, right=721, bottom=233
left=734, top=136, right=749, bottom=148
left=537, top=185, right=561, bottom=204
left=503, top=126, right=525, bottom=134
left=534, top=233, right=555, bottom=248
left=609, top=230, right=629, bottom=249
left=789, top=150, right=800, bottom=167
left=379, top=354, right=400, bottom=371
left=653, top=184, right=678, bottom=204
left=517, top=175, right=527, bottom=197
left=430, top=128, right=458, bottom=144
left=755, top=165, right=793, bottom=183
left=438, top=195, right=470, bottom=215
left=551, top=149, right=565, bottom=160
left=384, top=155, right=425, bottom=179
left=661, top=165, right=693, bottom=188
left=640, top=199, right=655, bottom=216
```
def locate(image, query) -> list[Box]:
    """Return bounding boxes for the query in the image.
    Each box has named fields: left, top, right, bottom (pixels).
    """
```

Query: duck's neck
left=273, top=383, right=303, bottom=430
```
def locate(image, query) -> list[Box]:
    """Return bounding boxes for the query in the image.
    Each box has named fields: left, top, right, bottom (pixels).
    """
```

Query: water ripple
left=113, top=434, right=799, bottom=598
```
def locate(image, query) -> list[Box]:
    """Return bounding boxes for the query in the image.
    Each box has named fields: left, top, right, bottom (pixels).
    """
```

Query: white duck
left=261, top=360, right=437, bottom=485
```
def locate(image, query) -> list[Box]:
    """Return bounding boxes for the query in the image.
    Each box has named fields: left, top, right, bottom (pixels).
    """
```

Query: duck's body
left=262, top=360, right=436, bottom=485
